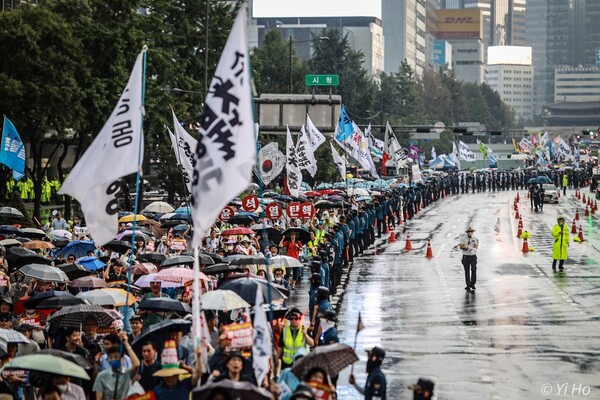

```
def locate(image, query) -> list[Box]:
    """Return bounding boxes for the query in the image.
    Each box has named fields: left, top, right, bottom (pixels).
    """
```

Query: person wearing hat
left=152, top=346, right=203, bottom=400
left=210, top=351, right=255, bottom=384
left=318, top=310, right=339, bottom=346
left=551, top=216, right=570, bottom=272
left=407, top=378, right=435, bottom=400
left=349, top=346, right=387, bottom=399
left=459, top=227, right=479, bottom=291
left=235, top=236, right=257, bottom=256
left=278, top=308, right=313, bottom=372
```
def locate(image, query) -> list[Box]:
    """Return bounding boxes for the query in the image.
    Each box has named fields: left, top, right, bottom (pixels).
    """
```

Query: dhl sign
left=436, top=9, right=482, bottom=39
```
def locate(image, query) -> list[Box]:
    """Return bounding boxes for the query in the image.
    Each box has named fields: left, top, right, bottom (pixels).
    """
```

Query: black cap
left=225, top=351, right=245, bottom=364
left=316, top=286, right=329, bottom=296
left=0, top=313, right=11, bottom=323
left=286, top=307, right=302, bottom=319
left=366, top=346, right=385, bottom=359
left=17, top=324, right=34, bottom=332
left=408, top=378, right=435, bottom=393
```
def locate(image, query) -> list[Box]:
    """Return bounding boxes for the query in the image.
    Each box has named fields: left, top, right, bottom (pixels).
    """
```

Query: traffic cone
left=587, top=198, right=591, bottom=207
left=522, top=238, right=529, bottom=253
left=571, top=220, right=577, bottom=234
left=398, top=211, right=403, bottom=225
left=404, top=232, right=412, bottom=251
left=585, top=206, right=589, bottom=217
left=515, top=209, right=520, bottom=219
left=516, top=192, right=520, bottom=202
left=582, top=193, right=586, bottom=203
left=518, top=217, right=523, bottom=228
left=578, top=226, right=584, bottom=242
left=388, top=230, right=397, bottom=243
left=592, top=205, right=596, bottom=215
left=385, top=217, right=390, bottom=234
left=513, top=202, right=518, bottom=211
left=405, top=210, right=409, bottom=221
left=425, top=240, right=433, bottom=258
left=575, top=210, right=580, bottom=220
left=516, top=225, right=523, bottom=238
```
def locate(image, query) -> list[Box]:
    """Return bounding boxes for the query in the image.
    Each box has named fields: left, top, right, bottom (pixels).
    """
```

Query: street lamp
left=286, top=35, right=329, bottom=94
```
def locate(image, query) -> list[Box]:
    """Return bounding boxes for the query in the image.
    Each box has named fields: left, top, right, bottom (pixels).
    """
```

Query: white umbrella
left=76, top=288, right=136, bottom=306
left=134, top=274, right=181, bottom=288
left=20, top=264, right=69, bottom=283
left=51, top=230, right=72, bottom=240
left=347, top=188, right=370, bottom=197
left=267, top=255, right=303, bottom=269
left=201, top=290, right=250, bottom=311
left=144, top=201, right=174, bottom=213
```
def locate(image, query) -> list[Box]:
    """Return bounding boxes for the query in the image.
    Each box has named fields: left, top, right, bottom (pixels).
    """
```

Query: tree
left=251, top=29, right=309, bottom=94
left=393, top=61, right=422, bottom=124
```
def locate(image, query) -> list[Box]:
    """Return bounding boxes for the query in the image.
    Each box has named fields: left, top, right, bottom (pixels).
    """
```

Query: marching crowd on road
left=0, top=164, right=596, bottom=400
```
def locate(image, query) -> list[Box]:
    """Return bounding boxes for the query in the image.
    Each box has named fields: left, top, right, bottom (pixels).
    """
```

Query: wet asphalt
left=288, top=189, right=600, bottom=399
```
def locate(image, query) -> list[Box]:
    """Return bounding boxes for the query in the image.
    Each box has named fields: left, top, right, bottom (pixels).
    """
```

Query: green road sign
left=305, top=74, right=339, bottom=86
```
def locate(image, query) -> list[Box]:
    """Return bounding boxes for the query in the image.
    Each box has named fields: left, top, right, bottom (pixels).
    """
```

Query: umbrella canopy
left=292, top=343, right=358, bottom=378
left=227, top=212, right=258, bottom=225
left=76, top=256, right=106, bottom=272
left=192, top=380, right=272, bottom=400
left=159, top=255, right=195, bottom=269
left=137, top=219, right=165, bottom=238
left=137, top=252, right=167, bottom=265
left=200, top=289, right=250, bottom=311
left=21, top=240, right=54, bottom=250
left=116, top=230, right=153, bottom=243
left=347, top=188, right=370, bottom=196
left=0, top=238, right=22, bottom=248
left=267, top=255, right=304, bottom=269
left=174, top=206, right=192, bottom=214
left=50, top=230, right=72, bottom=240
left=134, top=274, right=181, bottom=288
left=58, top=240, right=96, bottom=259
left=131, top=319, right=191, bottom=355
left=0, top=329, right=28, bottom=343
left=70, top=276, right=107, bottom=289
left=56, top=263, right=91, bottom=281
left=118, top=214, right=147, bottom=223
left=143, top=201, right=174, bottom=213
left=48, top=305, right=120, bottom=328
left=38, top=349, right=93, bottom=370
left=19, top=228, right=47, bottom=240
left=19, top=264, right=69, bottom=283
left=200, top=252, right=224, bottom=263
left=102, top=240, right=130, bottom=254
left=528, top=175, right=552, bottom=185
left=172, top=224, right=189, bottom=235
left=250, top=225, right=281, bottom=243
left=131, top=262, right=158, bottom=275
left=204, top=263, right=246, bottom=276
left=0, top=225, right=22, bottom=236
left=221, top=227, right=254, bottom=236
left=218, top=277, right=288, bottom=304
left=7, top=247, right=52, bottom=270
left=139, top=298, right=191, bottom=314
left=35, top=294, right=87, bottom=309
left=23, top=291, right=79, bottom=309
left=0, top=207, right=24, bottom=219
left=281, top=228, right=311, bottom=245
left=225, top=254, right=268, bottom=266
left=154, top=267, right=207, bottom=284
left=3, top=354, right=90, bottom=380
left=76, top=288, right=136, bottom=307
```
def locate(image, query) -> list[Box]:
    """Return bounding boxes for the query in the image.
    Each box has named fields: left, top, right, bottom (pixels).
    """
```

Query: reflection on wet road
left=292, top=190, right=600, bottom=399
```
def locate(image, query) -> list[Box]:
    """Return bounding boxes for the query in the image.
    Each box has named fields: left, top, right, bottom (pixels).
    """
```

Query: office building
left=554, top=66, right=600, bottom=103
left=486, top=46, right=534, bottom=122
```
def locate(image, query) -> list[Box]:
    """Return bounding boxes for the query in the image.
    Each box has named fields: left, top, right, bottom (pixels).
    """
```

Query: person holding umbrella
left=279, top=231, right=303, bottom=290
left=349, top=346, right=387, bottom=400
left=551, top=216, right=570, bottom=272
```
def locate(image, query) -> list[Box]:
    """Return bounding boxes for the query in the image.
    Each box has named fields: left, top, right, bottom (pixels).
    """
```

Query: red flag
left=381, top=152, right=389, bottom=175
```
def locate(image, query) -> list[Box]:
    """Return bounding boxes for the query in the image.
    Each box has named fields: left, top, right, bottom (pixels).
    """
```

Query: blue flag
left=0, top=116, right=26, bottom=180
left=335, top=105, right=354, bottom=142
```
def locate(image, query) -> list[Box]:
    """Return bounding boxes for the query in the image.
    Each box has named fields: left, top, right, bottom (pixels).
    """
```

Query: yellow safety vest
left=282, top=326, right=306, bottom=365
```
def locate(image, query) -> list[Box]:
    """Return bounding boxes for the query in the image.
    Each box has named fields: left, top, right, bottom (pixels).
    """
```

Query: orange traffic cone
left=405, top=232, right=412, bottom=251
left=578, top=226, right=584, bottom=242
left=513, top=202, right=518, bottom=211
left=388, top=230, right=397, bottom=243
left=585, top=206, right=589, bottom=217
left=425, top=240, right=433, bottom=258
left=587, top=198, right=592, bottom=207
left=516, top=192, right=520, bottom=202
left=575, top=190, right=580, bottom=199
left=398, top=211, right=403, bottom=225
left=582, top=193, right=586, bottom=203
left=405, top=210, right=410, bottom=221
left=515, top=209, right=520, bottom=219
left=518, top=217, right=523, bottom=228
left=575, top=210, right=580, bottom=220
left=522, top=238, right=529, bottom=253
left=592, top=206, right=596, bottom=215
left=516, top=225, right=523, bottom=238
left=571, top=220, right=577, bottom=234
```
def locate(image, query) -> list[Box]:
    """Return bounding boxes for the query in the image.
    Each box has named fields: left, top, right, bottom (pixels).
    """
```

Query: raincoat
left=552, top=223, right=570, bottom=260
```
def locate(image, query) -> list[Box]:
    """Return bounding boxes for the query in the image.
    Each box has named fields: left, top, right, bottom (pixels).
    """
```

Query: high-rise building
left=486, top=46, right=534, bottom=122
left=490, top=0, right=526, bottom=46
left=554, top=66, right=600, bottom=103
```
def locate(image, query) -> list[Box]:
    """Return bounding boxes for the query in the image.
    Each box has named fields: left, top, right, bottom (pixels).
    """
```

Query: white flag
left=335, top=123, right=378, bottom=178
left=330, top=142, right=346, bottom=181
left=519, top=137, right=533, bottom=153
left=59, top=47, right=146, bottom=246
left=252, top=285, right=272, bottom=386
left=190, top=11, right=256, bottom=247
left=258, top=142, right=285, bottom=185
left=458, top=140, right=476, bottom=162
left=558, top=138, right=572, bottom=156
left=384, top=122, right=408, bottom=169
left=431, top=146, right=437, bottom=160
left=286, top=126, right=302, bottom=197
left=305, top=114, right=326, bottom=151
left=540, top=131, right=548, bottom=147
left=296, top=125, right=318, bottom=177
left=169, top=110, right=198, bottom=193
left=412, top=164, right=422, bottom=183
left=450, top=141, right=461, bottom=169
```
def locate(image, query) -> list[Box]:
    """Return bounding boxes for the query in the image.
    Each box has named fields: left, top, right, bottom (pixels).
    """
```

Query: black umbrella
left=139, top=298, right=191, bottom=314
left=160, top=255, right=195, bottom=269
left=131, top=319, right=191, bottom=356
left=19, top=228, right=47, bottom=239
left=6, top=247, right=52, bottom=271
left=103, top=240, right=130, bottom=254
left=200, top=252, right=224, bottom=263
left=160, top=219, right=188, bottom=229
left=55, top=263, right=91, bottom=281
left=47, top=305, right=119, bottom=328
left=281, top=228, right=311, bottom=244
left=204, top=263, right=246, bottom=275
left=224, top=254, right=267, bottom=266
left=250, top=224, right=282, bottom=243
left=218, top=277, right=288, bottom=304
left=0, top=207, right=24, bottom=219
left=0, top=225, right=22, bottom=236
left=273, top=195, right=292, bottom=202
left=35, top=294, right=88, bottom=310
left=193, top=380, right=272, bottom=400
left=291, top=343, right=359, bottom=379
left=14, top=237, right=31, bottom=243
left=23, top=291, right=73, bottom=309
left=137, top=252, right=167, bottom=265
left=52, top=239, right=71, bottom=248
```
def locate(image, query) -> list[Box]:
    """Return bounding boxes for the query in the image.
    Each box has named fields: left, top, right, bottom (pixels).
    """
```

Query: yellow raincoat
left=552, top=223, right=570, bottom=260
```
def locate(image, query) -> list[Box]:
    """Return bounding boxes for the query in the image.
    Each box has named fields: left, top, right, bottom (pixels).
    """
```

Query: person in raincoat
left=551, top=216, right=570, bottom=272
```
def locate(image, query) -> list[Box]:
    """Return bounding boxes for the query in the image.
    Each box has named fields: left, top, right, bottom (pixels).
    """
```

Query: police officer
left=349, top=346, right=387, bottom=399
left=460, top=227, right=479, bottom=291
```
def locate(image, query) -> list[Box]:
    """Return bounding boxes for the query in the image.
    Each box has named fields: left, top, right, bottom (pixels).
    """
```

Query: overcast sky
left=252, top=0, right=382, bottom=19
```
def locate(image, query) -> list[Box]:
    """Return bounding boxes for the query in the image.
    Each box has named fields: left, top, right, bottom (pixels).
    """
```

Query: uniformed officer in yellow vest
left=277, top=308, right=314, bottom=372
